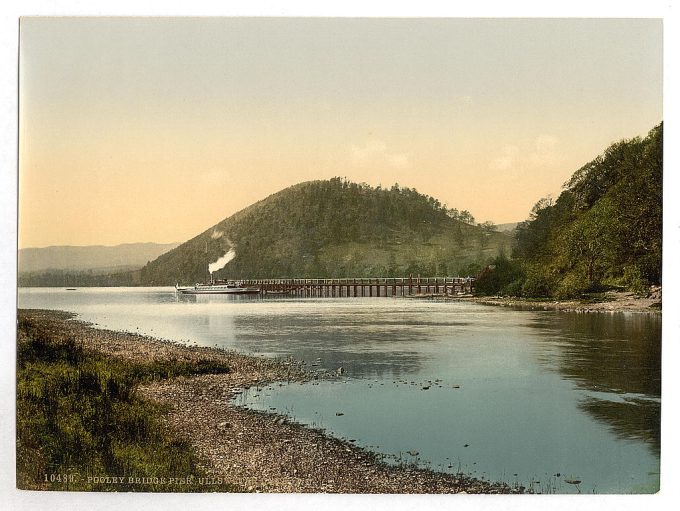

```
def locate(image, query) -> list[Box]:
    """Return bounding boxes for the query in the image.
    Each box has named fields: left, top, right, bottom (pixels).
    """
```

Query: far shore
left=17, top=309, right=522, bottom=494
left=468, top=289, right=661, bottom=314
left=19, top=285, right=661, bottom=315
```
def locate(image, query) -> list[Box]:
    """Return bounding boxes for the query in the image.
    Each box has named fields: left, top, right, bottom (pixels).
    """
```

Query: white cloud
left=387, top=153, right=410, bottom=169
left=351, top=140, right=388, bottom=162
left=529, top=135, right=560, bottom=167
left=351, top=139, right=411, bottom=169
left=491, top=144, right=520, bottom=171
left=490, top=135, right=561, bottom=173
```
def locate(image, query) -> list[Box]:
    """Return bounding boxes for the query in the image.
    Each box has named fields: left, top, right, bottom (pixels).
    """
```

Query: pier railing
left=236, top=276, right=474, bottom=297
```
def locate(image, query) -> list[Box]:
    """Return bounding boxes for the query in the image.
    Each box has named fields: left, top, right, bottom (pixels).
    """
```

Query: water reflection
left=527, top=312, right=661, bottom=455
left=170, top=295, right=440, bottom=379
left=173, top=293, right=265, bottom=305
left=580, top=398, right=660, bottom=456
left=18, top=289, right=661, bottom=493
left=229, top=304, right=435, bottom=379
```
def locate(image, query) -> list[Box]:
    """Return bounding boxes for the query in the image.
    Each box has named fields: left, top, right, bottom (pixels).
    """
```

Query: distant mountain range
left=496, top=222, right=519, bottom=233
left=19, top=242, right=180, bottom=273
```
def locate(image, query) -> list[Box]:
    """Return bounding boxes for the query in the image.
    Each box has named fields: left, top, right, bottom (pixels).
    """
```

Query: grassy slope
left=16, top=311, right=236, bottom=492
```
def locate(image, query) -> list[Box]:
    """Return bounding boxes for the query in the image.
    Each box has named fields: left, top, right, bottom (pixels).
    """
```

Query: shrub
left=501, top=279, right=524, bottom=297
left=474, top=254, right=524, bottom=295
left=554, top=271, right=589, bottom=299
left=622, top=265, right=649, bottom=296
left=521, top=273, right=552, bottom=298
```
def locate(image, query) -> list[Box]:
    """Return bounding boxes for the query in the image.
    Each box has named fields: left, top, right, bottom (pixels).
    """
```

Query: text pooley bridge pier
left=237, top=276, right=474, bottom=298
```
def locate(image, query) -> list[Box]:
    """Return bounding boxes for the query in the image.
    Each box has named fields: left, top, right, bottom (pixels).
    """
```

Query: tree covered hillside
left=476, top=123, right=662, bottom=298
left=140, top=178, right=512, bottom=285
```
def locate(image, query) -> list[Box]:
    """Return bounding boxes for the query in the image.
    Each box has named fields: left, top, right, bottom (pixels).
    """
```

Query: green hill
left=140, top=178, right=513, bottom=285
left=476, top=123, right=662, bottom=298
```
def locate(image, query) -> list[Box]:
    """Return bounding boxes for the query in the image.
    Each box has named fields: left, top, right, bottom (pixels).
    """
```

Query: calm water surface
left=18, top=287, right=661, bottom=493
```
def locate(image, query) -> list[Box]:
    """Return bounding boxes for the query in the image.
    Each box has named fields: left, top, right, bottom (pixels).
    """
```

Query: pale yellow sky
left=18, top=17, right=662, bottom=248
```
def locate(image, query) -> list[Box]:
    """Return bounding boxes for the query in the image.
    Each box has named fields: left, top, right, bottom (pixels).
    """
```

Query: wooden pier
left=237, top=276, right=474, bottom=298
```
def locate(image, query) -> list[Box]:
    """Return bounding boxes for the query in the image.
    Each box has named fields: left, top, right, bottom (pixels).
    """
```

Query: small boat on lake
left=175, top=282, right=260, bottom=295
left=175, top=281, right=260, bottom=295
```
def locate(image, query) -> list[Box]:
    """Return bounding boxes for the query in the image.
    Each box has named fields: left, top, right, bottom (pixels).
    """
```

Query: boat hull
left=177, top=288, right=260, bottom=295
left=175, top=284, right=260, bottom=295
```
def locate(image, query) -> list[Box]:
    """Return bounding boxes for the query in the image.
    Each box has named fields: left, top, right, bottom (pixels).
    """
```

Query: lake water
left=18, top=287, right=661, bottom=494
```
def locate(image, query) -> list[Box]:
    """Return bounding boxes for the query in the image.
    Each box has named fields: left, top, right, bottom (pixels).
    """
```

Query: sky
left=18, top=17, right=663, bottom=248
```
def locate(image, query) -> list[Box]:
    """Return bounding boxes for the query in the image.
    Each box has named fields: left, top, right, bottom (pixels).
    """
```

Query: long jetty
left=238, top=277, right=474, bottom=298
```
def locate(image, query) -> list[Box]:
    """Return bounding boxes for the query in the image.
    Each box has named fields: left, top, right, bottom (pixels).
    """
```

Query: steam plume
left=209, top=247, right=236, bottom=274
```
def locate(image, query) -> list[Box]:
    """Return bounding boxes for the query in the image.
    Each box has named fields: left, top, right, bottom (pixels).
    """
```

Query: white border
left=2, top=2, right=678, bottom=511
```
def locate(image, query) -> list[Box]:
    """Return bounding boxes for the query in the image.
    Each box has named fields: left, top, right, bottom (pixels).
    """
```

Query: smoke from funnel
left=209, top=247, right=236, bottom=274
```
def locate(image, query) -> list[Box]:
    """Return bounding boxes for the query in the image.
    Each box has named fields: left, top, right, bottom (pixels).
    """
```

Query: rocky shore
left=19, top=309, right=519, bottom=494
left=471, top=288, right=661, bottom=314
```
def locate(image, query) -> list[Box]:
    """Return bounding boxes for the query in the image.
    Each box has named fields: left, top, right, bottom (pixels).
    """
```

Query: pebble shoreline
left=469, top=289, right=661, bottom=314
left=19, top=309, right=520, bottom=494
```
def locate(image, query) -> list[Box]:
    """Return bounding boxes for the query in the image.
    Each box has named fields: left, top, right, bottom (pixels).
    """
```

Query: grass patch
left=16, top=314, right=237, bottom=492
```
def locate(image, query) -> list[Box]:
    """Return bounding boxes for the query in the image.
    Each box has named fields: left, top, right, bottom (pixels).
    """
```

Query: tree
left=459, top=210, right=475, bottom=225
left=558, top=196, right=617, bottom=286
left=507, top=123, right=662, bottom=297
left=474, top=253, right=524, bottom=295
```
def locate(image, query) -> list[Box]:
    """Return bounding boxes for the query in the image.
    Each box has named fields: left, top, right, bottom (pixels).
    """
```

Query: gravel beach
left=18, top=309, right=519, bottom=494
left=470, top=289, right=661, bottom=313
